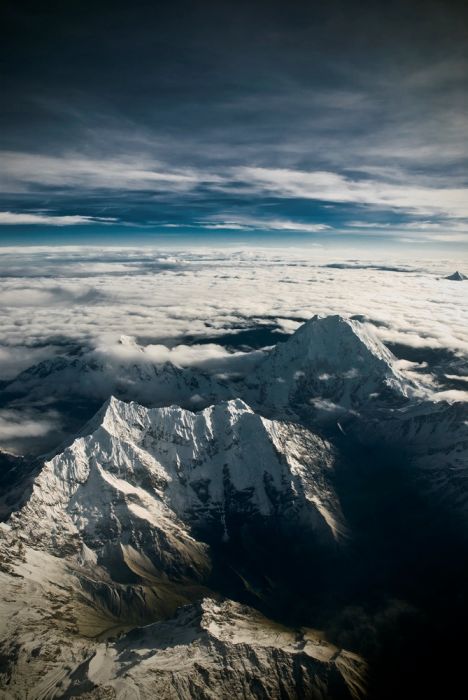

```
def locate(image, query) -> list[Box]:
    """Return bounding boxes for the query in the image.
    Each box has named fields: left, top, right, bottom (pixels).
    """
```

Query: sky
left=1, top=0, right=468, bottom=250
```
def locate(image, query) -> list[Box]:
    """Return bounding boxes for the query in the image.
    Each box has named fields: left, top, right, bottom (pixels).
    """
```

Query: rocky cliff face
left=71, top=598, right=366, bottom=700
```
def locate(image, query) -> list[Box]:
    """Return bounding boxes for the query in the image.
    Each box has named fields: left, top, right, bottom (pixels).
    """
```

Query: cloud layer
left=0, top=246, right=466, bottom=371
left=0, top=245, right=466, bottom=453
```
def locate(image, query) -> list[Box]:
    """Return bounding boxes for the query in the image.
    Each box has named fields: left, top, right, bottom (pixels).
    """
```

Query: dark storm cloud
left=0, top=0, right=467, bottom=242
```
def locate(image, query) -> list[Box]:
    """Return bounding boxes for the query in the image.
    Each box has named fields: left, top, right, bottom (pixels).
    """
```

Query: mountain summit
left=444, top=271, right=467, bottom=281
left=254, top=315, right=418, bottom=417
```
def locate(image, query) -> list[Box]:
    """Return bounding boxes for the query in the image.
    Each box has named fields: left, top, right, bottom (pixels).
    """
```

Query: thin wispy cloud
left=2, top=156, right=468, bottom=239
left=0, top=211, right=117, bottom=226
left=346, top=220, right=468, bottom=242
left=234, top=167, right=468, bottom=218
left=198, top=216, right=331, bottom=233
left=0, top=152, right=219, bottom=194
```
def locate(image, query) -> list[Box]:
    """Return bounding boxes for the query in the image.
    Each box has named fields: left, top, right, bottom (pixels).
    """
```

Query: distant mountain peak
left=287, top=314, right=396, bottom=365
left=445, top=271, right=467, bottom=281
left=255, top=314, right=419, bottom=415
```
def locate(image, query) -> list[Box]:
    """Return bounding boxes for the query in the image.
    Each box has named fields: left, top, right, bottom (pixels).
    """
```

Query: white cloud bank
left=0, top=248, right=466, bottom=364
left=96, top=336, right=263, bottom=373
left=0, top=246, right=466, bottom=453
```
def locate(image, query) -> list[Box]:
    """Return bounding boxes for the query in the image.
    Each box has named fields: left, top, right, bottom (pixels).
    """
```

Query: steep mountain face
left=0, top=450, right=36, bottom=521
left=250, top=316, right=468, bottom=522
left=0, top=396, right=356, bottom=699
left=250, top=315, right=422, bottom=421
left=10, top=397, right=344, bottom=557
left=69, top=598, right=366, bottom=700
left=360, top=398, right=468, bottom=512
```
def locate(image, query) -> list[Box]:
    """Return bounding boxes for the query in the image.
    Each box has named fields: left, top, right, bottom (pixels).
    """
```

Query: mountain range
left=0, top=315, right=466, bottom=699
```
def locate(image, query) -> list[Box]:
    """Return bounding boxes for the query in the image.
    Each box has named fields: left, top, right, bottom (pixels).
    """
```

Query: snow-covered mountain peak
left=255, top=314, right=419, bottom=416
left=99, top=395, right=256, bottom=447
left=277, top=314, right=397, bottom=372
left=0, top=392, right=351, bottom=699
left=118, top=333, right=141, bottom=347
left=9, top=395, right=345, bottom=584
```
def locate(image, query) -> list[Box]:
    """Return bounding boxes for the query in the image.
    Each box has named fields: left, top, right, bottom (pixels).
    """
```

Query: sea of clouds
left=0, top=246, right=466, bottom=453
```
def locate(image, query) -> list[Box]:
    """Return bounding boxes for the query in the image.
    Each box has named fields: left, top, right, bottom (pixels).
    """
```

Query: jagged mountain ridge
left=0, top=539, right=366, bottom=700
left=72, top=598, right=366, bottom=700
left=3, top=313, right=467, bottom=525
left=0, top=396, right=357, bottom=699
left=2, top=314, right=466, bottom=538
left=9, top=397, right=344, bottom=566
